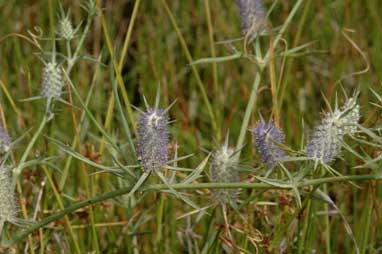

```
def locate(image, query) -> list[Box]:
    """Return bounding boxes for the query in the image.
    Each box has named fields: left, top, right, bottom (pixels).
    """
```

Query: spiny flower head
left=306, top=95, right=360, bottom=163
left=41, top=61, right=63, bottom=99
left=0, top=168, right=17, bottom=224
left=0, top=123, right=11, bottom=153
left=236, top=0, right=267, bottom=38
left=137, top=108, right=169, bottom=172
left=58, top=13, right=75, bottom=41
left=252, top=121, right=286, bottom=169
left=210, top=141, right=240, bottom=205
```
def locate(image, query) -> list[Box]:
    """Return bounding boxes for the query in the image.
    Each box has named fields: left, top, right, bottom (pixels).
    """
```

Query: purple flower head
left=236, top=0, right=267, bottom=38
left=137, top=108, right=169, bottom=172
left=252, top=121, right=286, bottom=169
left=0, top=123, right=11, bottom=153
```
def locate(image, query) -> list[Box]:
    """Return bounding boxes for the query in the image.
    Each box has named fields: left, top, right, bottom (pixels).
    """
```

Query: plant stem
left=160, top=0, right=218, bottom=134
left=10, top=174, right=379, bottom=245
left=204, top=0, right=220, bottom=141
left=12, top=113, right=50, bottom=189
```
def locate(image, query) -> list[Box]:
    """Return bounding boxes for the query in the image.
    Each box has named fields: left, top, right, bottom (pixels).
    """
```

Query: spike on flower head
left=0, top=123, right=11, bottom=153
left=236, top=0, right=267, bottom=38
left=306, top=95, right=360, bottom=163
left=137, top=107, right=169, bottom=172
left=210, top=140, right=240, bottom=205
left=252, top=121, right=286, bottom=169
left=0, top=168, right=17, bottom=224
left=41, top=61, right=63, bottom=99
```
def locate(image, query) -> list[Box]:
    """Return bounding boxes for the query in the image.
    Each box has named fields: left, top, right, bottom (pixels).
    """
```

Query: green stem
left=160, top=0, right=217, bottom=134
left=12, top=113, right=50, bottom=189
left=236, top=69, right=263, bottom=152
left=10, top=174, right=379, bottom=245
left=66, top=14, right=93, bottom=74
left=204, top=0, right=220, bottom=141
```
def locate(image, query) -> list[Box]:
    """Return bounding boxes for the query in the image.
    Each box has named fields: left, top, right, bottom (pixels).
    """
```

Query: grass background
left=0, top=0, right=381, bottom=253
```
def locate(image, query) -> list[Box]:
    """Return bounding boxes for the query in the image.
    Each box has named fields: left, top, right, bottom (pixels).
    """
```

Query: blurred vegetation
left=0, top=0, right=381, bottom=253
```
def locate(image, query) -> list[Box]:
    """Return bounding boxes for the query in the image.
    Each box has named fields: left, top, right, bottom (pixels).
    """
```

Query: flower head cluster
left=306, top=96, right=360, bottom=163
left=0, top=123, right=11, bottom=153
left=0, top=168, right=17, bottom=224
left=252, top=121, right=286, bottom=169
left=236, top=0, right=267, bottom=38
left=210, top=143, right=240, bottom=205
left=137, top=108, right=169, bottom=172
left=41, top=61, right=64, bottom=99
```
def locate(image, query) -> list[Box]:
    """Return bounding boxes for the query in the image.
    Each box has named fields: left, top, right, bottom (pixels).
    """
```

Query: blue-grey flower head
left=252, top=121, right=286, bottom=169
left=0, top=123, right=11, bottom=153
left=236, top=0, right=267, bottom=38
left=0, top=168, right=17, bottom=224
left=306, top=96, right=360, bottom=163
left=41, top=61, right=63, bottom=99
left=137, top=108, right=169, bottom=172
left=210, top=143, right=240, bottom=205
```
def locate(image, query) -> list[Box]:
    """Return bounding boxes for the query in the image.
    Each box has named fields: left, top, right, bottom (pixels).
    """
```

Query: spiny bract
left=252, top=121, right=286, bottom=169
left=306, top=96, right=360, bottom=163
left=210, top=144, right=240, bottom=205
left=0, top=169, right=17, bottom=224
left=137, top=108, right=169, bottom=172
left=41, top=61, right=63, bottom=99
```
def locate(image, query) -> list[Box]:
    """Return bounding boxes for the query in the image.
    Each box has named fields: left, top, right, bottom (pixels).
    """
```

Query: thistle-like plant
left=306, top=94, right=360, bottom=164
left=210, top=136, right=240, bottom=205
left=0, top=123, right=11, bottom=153
left=252, top=120, right=286, bottom=169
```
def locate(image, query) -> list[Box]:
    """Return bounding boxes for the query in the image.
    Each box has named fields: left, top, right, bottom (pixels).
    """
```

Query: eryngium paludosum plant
left=210, top=143, right=240, bottom=205
left=0, top=169, right=17, bottom=224
left=236, top=0, right=267, bottom=38
left=252, top=121, right=286, bottom=169
left=41, top=61, right=64, bottom=99
left=306, top=95, right=360, bottom=163
left=137, top=108, right=169, bottom=172
left=0, top=123, right=11, bottom=153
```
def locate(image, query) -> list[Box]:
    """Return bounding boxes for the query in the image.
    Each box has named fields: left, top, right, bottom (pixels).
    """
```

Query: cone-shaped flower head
left=58, top=14, right=75, bottom=41
left=210, top=141, right=240, bottom=205
left=306, top=95, right=360, bottom=163
left=137, top=108, right=169, bottom=172
left=41, top=61, right=63, bottom=99
left=252, top=121, right=286, bottom=169
left=0, top=168, right=17, bottom=224
left=0, top=123, right=11, bottom=153
left=236, top=0, right=267, bottom=37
